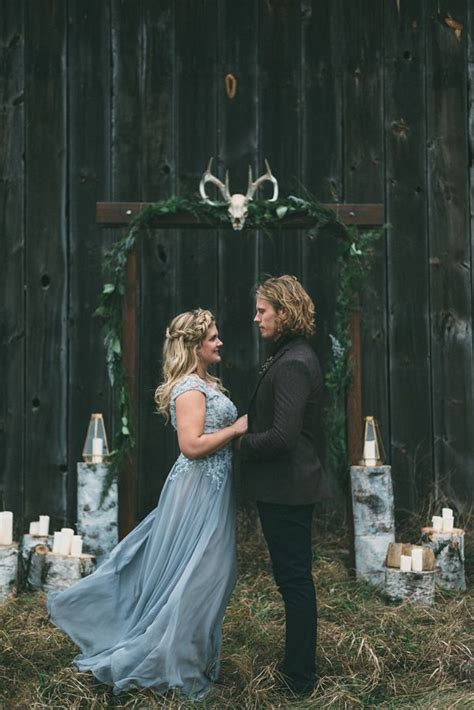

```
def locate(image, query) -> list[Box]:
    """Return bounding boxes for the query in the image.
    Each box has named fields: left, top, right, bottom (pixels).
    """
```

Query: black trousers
left=257, top=501, right=317, bottom=692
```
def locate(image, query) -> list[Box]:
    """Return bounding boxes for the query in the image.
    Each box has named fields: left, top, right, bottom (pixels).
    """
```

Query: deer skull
left=199, top=157, right=279, bottom=231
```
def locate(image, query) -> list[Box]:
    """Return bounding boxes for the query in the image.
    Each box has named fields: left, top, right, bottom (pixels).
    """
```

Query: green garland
left=95, top=195, right=381, bottom=501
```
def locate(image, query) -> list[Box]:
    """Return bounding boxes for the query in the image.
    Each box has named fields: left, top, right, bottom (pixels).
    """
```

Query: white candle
left=411, top=547, right=423, bottom=572
left=442, top=507, right=453, bottom=519
left=400, top=555, right=412, bottom=572
left=29, top=521, right=40, bottom=536
left=0, top=512, right=13, bottom=545
left=92, top=437, right=103, bottom=463
left=70, top=535, right=83, bottom=557
left=363, top=440, right=377, bottom=466
left=432, top=515, right=443, bottom=531
left=52, top=531, right=63, bottom=554
left=38, top=515, right=50, bottom=536
left=59, top=527, right=74, bottom=555
left=442, top=517, right=454, bottom=533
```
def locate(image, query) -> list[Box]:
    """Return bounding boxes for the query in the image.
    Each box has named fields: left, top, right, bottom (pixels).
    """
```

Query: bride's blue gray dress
left=47, top=376, right=238, bottom=698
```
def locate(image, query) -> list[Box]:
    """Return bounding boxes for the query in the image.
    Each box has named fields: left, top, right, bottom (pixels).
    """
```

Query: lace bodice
left=168, top=375, right=238, bottom=490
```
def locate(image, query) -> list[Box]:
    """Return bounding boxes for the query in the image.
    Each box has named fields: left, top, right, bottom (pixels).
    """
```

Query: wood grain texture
left=24, top=0, right=68, bottom=525
left=426, top=0, right=473, bottom=505
left=67, top=0, right=112, bottom=529
left=384, top=1, right=433, bottom=513
left=0, top=0, right=25, bottom=531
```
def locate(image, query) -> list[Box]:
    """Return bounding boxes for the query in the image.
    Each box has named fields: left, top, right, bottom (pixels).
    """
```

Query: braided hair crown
left=165, top=308, right=214, bottom=345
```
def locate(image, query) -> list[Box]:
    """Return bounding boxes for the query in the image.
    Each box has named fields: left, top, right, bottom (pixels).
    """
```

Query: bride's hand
left=232, top=414, right=248, bottom=437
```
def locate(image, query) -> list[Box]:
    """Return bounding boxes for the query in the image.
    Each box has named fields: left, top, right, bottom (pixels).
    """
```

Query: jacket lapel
left=247, top=339, right=297, bottom=408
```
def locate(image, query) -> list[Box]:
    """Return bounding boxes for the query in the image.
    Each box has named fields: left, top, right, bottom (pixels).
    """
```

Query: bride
left=47, top=308, right=247, bottom=698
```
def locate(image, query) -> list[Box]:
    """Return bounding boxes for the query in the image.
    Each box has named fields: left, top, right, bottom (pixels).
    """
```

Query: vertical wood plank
left=384, top=1, right=433, bottom=513
left=0, top=1, right=25, bottom=530
left=111, top=0, right=143, bottom=533
left=175, top=1, right=218, bottom=313
left=301, top=0, right=344, bottom=479
left=24, top=0, right=68, bottom=525
left=67, top=0, right=112, bottom=528
left=343, top=0, right=388, bottom=455
left=258, top=0, right=302, bottom=277
left=217, top=0, right=259, bottom=413
left=426, top=0, right=473, bottom=505
left=137, top=0, right=178, bottom=519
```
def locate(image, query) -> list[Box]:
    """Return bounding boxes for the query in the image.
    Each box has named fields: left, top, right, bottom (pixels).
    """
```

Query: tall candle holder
left=359, top=416, right=385, bottom=467
left=82, top=413, right=110, bottom=464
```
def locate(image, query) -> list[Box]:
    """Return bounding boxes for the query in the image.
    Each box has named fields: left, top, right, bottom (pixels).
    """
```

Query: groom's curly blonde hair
left=257, top=275, right=315, bottom=337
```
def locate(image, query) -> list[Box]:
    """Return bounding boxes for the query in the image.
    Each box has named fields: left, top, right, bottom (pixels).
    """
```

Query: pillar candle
left=70, top=535, right=83, bottom=557
left=52, top=531, right=63, bottom=554
left=363, top=440, right=377, bottom=466
left=38, top=515, right=50, bottom=536
left=59, top=527, right=74, bottom=555
left=92, top=437, right=103, bottom=464
left=432, top=515, right=443, bottom=531
left=442, top=507, right=453, bottom=519
left=400, top=555, right=412, bottom=572
left=0, top=512, right=13, bottom=545
left=29, top=521, right=40, bottom=536
left=442, top=517, right=454, bottom=533
left=411, top=547, right=423, bottom=572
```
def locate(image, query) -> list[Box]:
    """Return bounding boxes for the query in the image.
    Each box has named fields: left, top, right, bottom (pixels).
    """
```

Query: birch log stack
left=0, top=543, right=18, bottom=601
left=421, top=527, right=466, bottom=592
left=77, top=463, right=118, bottom=560
left=43, top=552, right=96, bottom=592
left=350, top=465, right=395, bottom=586
left=19, top=534, right=53, bottom=590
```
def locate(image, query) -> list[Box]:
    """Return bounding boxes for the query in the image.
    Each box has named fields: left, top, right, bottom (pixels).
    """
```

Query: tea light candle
left=70, top=535, right=83, bottom=557
left=400, top=555, right=412, bottom=572
left=29, top=521, right=40, bottom=536
left=92, top=437, right=103, bottom=463
left=38, top=515, right=50, bottom=536
left=0, top=511, right=13, bottom=545
left=52, top=531, right=62, bottom=553
left=411, top=547, right=423, bottom=572
left=432, top=515, right=443, bottom=531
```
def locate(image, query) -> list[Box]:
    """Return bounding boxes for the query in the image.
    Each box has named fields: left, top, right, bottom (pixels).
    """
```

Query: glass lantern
left=83, top=413, right=110, bottom=464
left=359, top=415, right=385, bottom=467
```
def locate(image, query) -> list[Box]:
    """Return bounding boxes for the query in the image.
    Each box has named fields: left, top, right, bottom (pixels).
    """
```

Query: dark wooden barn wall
left=0, top=0, right=473, bottom=534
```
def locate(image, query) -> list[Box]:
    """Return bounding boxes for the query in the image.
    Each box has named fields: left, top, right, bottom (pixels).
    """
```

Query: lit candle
left=0, top=512, right=13, bottom=545
left=70, top=535, right=83, bottom=557
left=52, top=531, right=63, bottom=554
left=442, top=507, right=453, bottom=519
left=400, top=555, right=412, bottom=572
left=92, top=437, right=103, bottom=463
left=442, top=517, right=454, bottom=533
left=363, top=440, right=377, bottom=466
left=411, top=547, right=423, bottom=572
left=59, top=527, right=74, bottom=555
left=29, top=521, right=40, bottom=536
left=432, top=515, right=443, bottom=531
left=38, top=515, right=50, bottom=536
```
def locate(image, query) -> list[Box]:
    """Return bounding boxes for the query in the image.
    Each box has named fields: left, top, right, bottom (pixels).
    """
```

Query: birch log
left=42, top=552, right=96, bottom=592
left=77, top=463, right=118, bottom=560
left=0, top=543, right=18, bottom=601
left=384, top=567, right=436, bottom=605
left=351, top=465, right=395, bottom=585
left=421, top=527, right=466, bottom=592
left=19, top=534, right=53, bottom=590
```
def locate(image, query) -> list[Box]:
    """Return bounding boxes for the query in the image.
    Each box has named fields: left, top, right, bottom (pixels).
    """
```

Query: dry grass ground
left=0, top=511, right=472, bottom=709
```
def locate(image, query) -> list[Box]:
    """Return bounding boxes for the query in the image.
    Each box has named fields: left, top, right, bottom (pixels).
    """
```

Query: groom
left=239, top=274, right=324, bottom=696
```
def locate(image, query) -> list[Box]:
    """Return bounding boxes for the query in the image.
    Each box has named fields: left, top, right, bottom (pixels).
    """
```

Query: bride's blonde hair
left=155, top=309, right=224, bottom=420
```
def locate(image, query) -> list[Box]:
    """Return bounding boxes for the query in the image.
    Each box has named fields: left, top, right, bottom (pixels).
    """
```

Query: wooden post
left=120, top=248, right=139, bottom=538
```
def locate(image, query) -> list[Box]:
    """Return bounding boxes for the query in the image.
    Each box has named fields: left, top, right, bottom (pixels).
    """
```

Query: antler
left=199, top=157, right=231, bottom=205
left=246, top=159, right=279, bottom=202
